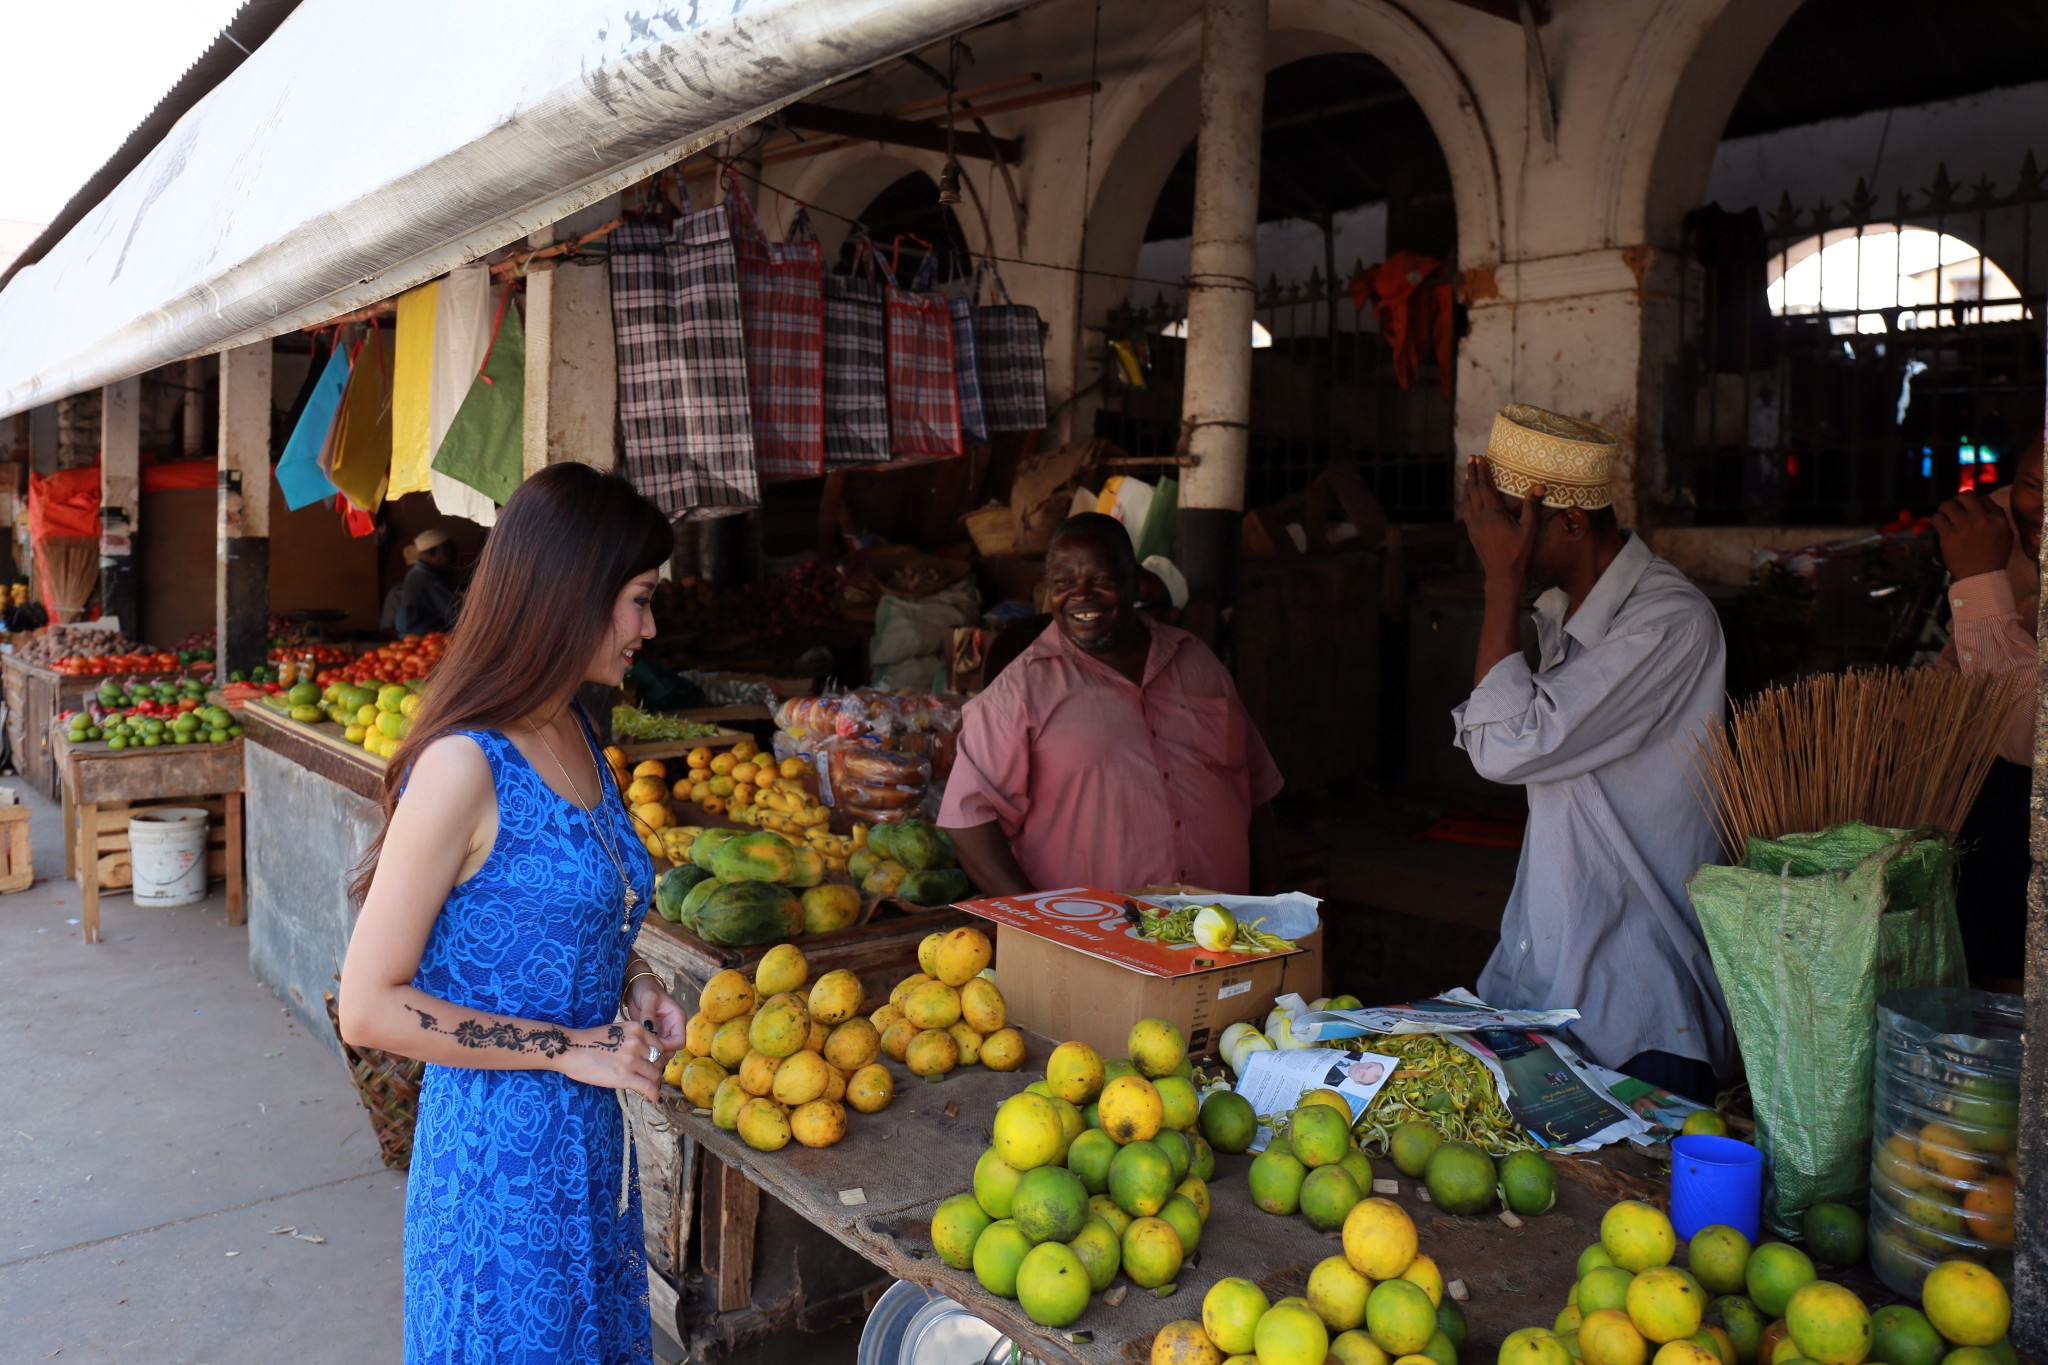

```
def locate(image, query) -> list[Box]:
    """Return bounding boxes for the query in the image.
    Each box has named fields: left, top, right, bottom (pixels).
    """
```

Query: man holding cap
left=394, top=528, right=462, bottom=637
left=1454, top=405, right=1732, bottom=1102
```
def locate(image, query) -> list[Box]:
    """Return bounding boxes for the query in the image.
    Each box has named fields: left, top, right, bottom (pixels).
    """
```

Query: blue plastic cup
left=1669, top=1135, right=1764, bottom=1241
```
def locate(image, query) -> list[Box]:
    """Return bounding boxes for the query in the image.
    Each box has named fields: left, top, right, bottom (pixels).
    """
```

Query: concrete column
left=1176, top=0, right=1267, bottom=608
left=99, top=376, right=142, bottom=632
left=216, top=341, right=272, bottom=680
left=181, top=359, right=205, bottom=457
left=521, top=198, right=621, bottom=477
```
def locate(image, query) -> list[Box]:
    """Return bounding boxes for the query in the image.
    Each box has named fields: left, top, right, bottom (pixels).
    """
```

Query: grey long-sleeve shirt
left=1452, top=533, right=1735, bottom=1075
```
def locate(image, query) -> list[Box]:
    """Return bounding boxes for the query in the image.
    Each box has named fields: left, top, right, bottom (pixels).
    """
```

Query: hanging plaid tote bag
left=822, top=237, right=891, bottom=467
left=726, top=174, right=825, bottom=479
left=934, top=259, right=989, bottom=447
left=608, top=193, right=759, bottom=519
left=884, top=237, right=963, bottom=460
left=975, top=261, right=1049, bottom=432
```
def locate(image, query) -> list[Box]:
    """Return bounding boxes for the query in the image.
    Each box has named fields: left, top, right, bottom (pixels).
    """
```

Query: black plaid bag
left=608, top=195, right=759, bottom=519
left=823, top=237, right=890, bottom=467
left=974, top=261, right=1048, bottom=433
left=932, top=258, right=989, bottom=447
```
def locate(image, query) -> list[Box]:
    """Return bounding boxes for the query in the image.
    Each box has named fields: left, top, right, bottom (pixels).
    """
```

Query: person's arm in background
left=1934, top=491, right=2038, bottom=765
left=949, top=823, right=1034, bottom=896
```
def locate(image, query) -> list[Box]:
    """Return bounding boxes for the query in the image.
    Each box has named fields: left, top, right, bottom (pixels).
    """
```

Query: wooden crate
left=0, top=803, right=30, bottom=893
left=78, top=796, right=233, bottom=892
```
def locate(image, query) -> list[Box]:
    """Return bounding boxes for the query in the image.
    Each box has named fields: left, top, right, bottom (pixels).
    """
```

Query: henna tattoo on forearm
left=403, top=1006, right=624, bottom=1057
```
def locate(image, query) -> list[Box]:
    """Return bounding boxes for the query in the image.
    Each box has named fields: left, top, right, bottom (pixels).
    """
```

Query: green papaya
left=679, top=876, right=721, bottom=931
left=867, top=821, right=901, bottom=863
left=693, top=880, right=804, bottom=948
left=847, top=847, right=883, bottom=883
left=691, top=827, right=743, bottom=872
left=898, top=867, right=971, bottom=906
left=861, top=859, right=909, bottom=899
left=711, top=830, right=799, bottom=884
left=886, top=819, right=957, bottom=871
left=654, top=864, right=713, bottom=922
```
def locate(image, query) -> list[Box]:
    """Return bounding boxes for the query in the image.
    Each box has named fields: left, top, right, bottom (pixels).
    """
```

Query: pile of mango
left=314, top=680, right=420, bottom=759
left=870, top=928, right=1025, bottom=1080
left=664, top=943, right=889, bottom=1152
left=851, top=818, right=970, bottom=907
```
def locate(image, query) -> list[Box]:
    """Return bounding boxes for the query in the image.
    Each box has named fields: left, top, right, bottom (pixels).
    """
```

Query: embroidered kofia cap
left=1485, top=404, right=1619, bottom=509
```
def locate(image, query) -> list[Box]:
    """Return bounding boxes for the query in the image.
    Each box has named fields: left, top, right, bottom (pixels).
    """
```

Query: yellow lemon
left=993, top=1093, right=1067, bottom=1170
left=1308, top=1253, right=1373, bottom=1331
left=1253, top=1301, right=1329, bottom=1365
left=1602, top=1200, right=1678, bottom=1272
left=1626, top=1267, right=1706, bottom=1344
left=1782, top=1281, right=1871, bottom=1365
left=1202, top=1276, right=1271, bottom=1355
left=1342, top=1196, right=1418, bottom=1280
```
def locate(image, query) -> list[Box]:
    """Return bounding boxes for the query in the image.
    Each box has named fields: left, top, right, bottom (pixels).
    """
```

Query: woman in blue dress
left=340, top=463, right=686, bottom=1364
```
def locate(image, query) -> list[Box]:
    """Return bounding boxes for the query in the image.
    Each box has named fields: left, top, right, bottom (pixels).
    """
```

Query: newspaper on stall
left=1273, top=988, right=1701, bottom=1153
left=1233, top=1044, right=1400, bottom=1152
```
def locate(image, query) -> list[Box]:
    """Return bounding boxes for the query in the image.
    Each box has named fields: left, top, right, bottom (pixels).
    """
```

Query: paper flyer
left=1233, top=1044, right=1398, bottom=1152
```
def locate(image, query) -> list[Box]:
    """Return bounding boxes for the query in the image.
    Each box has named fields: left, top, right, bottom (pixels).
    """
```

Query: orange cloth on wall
left=1353, top=250, right=1454, bottom=399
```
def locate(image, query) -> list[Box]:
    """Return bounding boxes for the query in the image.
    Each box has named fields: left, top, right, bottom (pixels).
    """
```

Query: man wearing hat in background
left=1454, top=405, right=1733, bottom=1103
left=393, top=527, right=462, bottom=637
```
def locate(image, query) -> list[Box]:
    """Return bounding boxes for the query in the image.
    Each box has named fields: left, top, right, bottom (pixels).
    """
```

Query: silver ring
left=647, top=1045, right=660, bottom=1063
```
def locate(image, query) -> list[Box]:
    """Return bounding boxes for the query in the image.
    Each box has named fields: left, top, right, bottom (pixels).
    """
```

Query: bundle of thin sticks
left=1683, top=667, right=2029, bottom=857
left=34, top=536, right=98, bottom=623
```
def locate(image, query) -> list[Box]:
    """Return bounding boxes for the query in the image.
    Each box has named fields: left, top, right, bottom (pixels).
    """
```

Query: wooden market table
left=652, top=1036, right=1657, bottom=1364
left=52, top=726, right=245, bottom=944
left=5, top=656, right=187, bottom=801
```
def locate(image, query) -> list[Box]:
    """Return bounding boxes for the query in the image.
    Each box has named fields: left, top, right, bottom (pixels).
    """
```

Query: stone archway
left=779, top=150, right=993, bottom=275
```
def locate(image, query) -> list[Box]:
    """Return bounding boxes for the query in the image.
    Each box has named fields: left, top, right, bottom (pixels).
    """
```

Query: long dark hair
left=349, top=463, right=674, bottom=903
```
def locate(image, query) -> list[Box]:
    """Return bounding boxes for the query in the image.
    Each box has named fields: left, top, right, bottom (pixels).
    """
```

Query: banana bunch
left=640, top=823, right=705, bottom=865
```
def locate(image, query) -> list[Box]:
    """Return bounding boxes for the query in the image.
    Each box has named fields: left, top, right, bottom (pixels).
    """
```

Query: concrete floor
left=0, top=776, right=876, bottom=1363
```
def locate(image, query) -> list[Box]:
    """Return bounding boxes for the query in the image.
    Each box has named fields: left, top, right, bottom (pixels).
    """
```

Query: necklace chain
left=529, top=710, right=639, bottom=932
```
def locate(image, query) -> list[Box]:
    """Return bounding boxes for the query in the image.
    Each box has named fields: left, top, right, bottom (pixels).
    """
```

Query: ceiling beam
left=781, top=103, right=1022, bottom=163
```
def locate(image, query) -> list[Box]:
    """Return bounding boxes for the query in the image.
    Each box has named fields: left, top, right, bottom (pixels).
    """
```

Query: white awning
left=0, top=0, right=1017, bottom=417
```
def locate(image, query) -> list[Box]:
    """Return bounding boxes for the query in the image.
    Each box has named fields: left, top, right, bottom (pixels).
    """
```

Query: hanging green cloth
left=431, top=287, right=526, bottom=507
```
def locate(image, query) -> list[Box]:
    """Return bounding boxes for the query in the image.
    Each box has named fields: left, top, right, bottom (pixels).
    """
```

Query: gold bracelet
left=621, top=970, right=663, bottom=1005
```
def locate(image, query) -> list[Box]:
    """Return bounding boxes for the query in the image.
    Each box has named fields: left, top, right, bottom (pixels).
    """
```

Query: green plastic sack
left=1685, top=823, right=1966, bottom=1235
left=431, top=295, right=525, bottom=507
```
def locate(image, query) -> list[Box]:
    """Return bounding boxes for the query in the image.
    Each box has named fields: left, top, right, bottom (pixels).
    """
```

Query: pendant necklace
left=530, top=711, right=639, bottom=932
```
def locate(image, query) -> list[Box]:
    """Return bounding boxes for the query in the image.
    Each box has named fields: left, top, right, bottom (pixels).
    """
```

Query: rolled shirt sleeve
left=937, top=686, right=1031, bottom=834
left=1453, top=620, right=1715, bottom=787
left=1944, top=571, right=2038, bottom=766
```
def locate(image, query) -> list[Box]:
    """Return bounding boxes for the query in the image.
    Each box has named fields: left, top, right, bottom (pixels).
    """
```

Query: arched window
left=1766, top=225, right=2027, bottom=335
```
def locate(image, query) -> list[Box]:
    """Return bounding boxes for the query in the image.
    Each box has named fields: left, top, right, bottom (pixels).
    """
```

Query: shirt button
left=1174, top=820, right=1182, bottom=829
left=1964, top=652, right=1974, bottom=663
left=1519, top=940, right=1529, bottom=952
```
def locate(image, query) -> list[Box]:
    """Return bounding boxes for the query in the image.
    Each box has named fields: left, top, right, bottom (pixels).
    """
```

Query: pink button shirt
left=939, top=619, right=1284, bottom=893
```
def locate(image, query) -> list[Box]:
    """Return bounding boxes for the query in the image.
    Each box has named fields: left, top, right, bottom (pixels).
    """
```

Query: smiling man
left=939, top=513, right=1284, bottom=896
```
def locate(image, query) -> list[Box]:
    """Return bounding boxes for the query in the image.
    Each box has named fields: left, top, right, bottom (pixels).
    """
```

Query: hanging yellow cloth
left=388, top=280, right=440, bottom=497
left=329, top=326, right=393, bottom=511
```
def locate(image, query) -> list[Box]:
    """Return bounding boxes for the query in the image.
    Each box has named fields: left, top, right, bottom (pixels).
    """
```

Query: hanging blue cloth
left=276, top=340, right=348, bottom=509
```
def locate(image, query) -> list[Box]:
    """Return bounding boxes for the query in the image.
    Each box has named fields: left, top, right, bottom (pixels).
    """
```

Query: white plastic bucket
left=128, top=807, right=211, bottom=907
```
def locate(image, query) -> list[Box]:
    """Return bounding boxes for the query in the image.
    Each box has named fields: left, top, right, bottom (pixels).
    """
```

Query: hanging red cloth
left=1352, top=250, right=1455, bottom=398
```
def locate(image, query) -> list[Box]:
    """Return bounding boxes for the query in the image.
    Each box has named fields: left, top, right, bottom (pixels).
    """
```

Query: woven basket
left=324, top=991, right=424, bottom=1171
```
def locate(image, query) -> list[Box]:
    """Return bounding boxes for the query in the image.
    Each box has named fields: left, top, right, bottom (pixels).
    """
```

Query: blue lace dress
left=403, top=721, right=656, bottom=1364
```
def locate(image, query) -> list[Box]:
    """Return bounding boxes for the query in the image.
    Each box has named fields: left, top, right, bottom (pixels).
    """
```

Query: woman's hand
left=556, top=1022, right=663, bottom=1101
left=627, top=978, right=689, bottom=1054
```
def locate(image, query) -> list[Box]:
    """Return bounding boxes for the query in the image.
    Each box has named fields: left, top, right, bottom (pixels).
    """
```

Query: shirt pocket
left=1158, top=694, right=1247, bottom=784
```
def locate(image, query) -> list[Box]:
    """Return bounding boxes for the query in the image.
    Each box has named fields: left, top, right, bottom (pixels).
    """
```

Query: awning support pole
left=99, top=377, right=141, bottom=633
left=215, top=342, right=271, bottom=681
left=1175, top=0, right=1267, bottom=643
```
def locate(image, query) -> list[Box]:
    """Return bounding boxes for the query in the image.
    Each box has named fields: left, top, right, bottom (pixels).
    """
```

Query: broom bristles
left=1683, top=667, right=2027, bottom=859
left=36, top=535, right=98, bottom=623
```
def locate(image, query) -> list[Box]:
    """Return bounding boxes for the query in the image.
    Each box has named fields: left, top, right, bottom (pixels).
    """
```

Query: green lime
left=1290, top=1104, right=1353, bottom=1168
left=1800, top=1203, right=1865, bottom=1269
left=1199, top=1090, right=1258, bottom=1153
left=1300, top=1164, right=1364, bottom=1232
left=1248, top=1147, right=1308, bottom=1215
left=1707, top=1295, right=1766, bottom=1365
left=1153, top=1127, right=1192, bottom=1183
left=1366, top=1278, right=1438, bottom=1355
left=1688, top=1225, right=1753, bottom=1297
left=1014, top=1240, right=1091, bottom=1327
left=1578, top=1243, right=1617, bottom=1278
left=1107, top=1139, right=1174, bottom=1218
left=1390, top=1121, right=1444, bottom=1178
left=930, top=1193, right=993, bottom=1270
left=1067, top=1215, right=1121, bottom=1293
left=1437, top=1297, right=1468, bottom=1351
left=1188, top=1133, right=1216, bottom=1182
left=1869, top=1305, right=1945, bottom=1365
left=1011, top=1165, right=1089, bottom=1244
left=1579, top=1266, right=1635, bottom=1315
left=971, top=1218, right=1034, bottom=1297
left=1423, top=1140, right=1497, bottom=1215
left=1158, top=1191, right=1203, bottom=1256
left=1499, top=1149, right=1560, bottom=1214
left=1065, top=1129, right=1118, bottom=1195
left=1743, top=1242, right=1815, bottom=1318
left=973, top=1147, right=1025, bottom=1219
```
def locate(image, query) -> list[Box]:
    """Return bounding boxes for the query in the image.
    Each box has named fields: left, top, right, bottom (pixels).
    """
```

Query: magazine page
left=1233, top=1045, right=1399, bottom=1152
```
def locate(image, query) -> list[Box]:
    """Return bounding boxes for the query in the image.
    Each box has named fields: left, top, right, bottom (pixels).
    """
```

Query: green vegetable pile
left=1132, top=902, right=1296, bottom=953
left=1345, top=1034, right=1542, bottom=1157
left=611, top=704, right=725, bottom=742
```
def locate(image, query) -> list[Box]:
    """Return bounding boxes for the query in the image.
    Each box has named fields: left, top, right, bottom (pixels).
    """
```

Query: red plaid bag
left=726, top=174, right=824, bottom=479
left=884, top=236, right=963, bottom=461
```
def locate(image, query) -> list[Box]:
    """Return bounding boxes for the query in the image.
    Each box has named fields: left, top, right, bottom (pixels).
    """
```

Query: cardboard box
left=962, top=887, right=1326, bottom=1059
